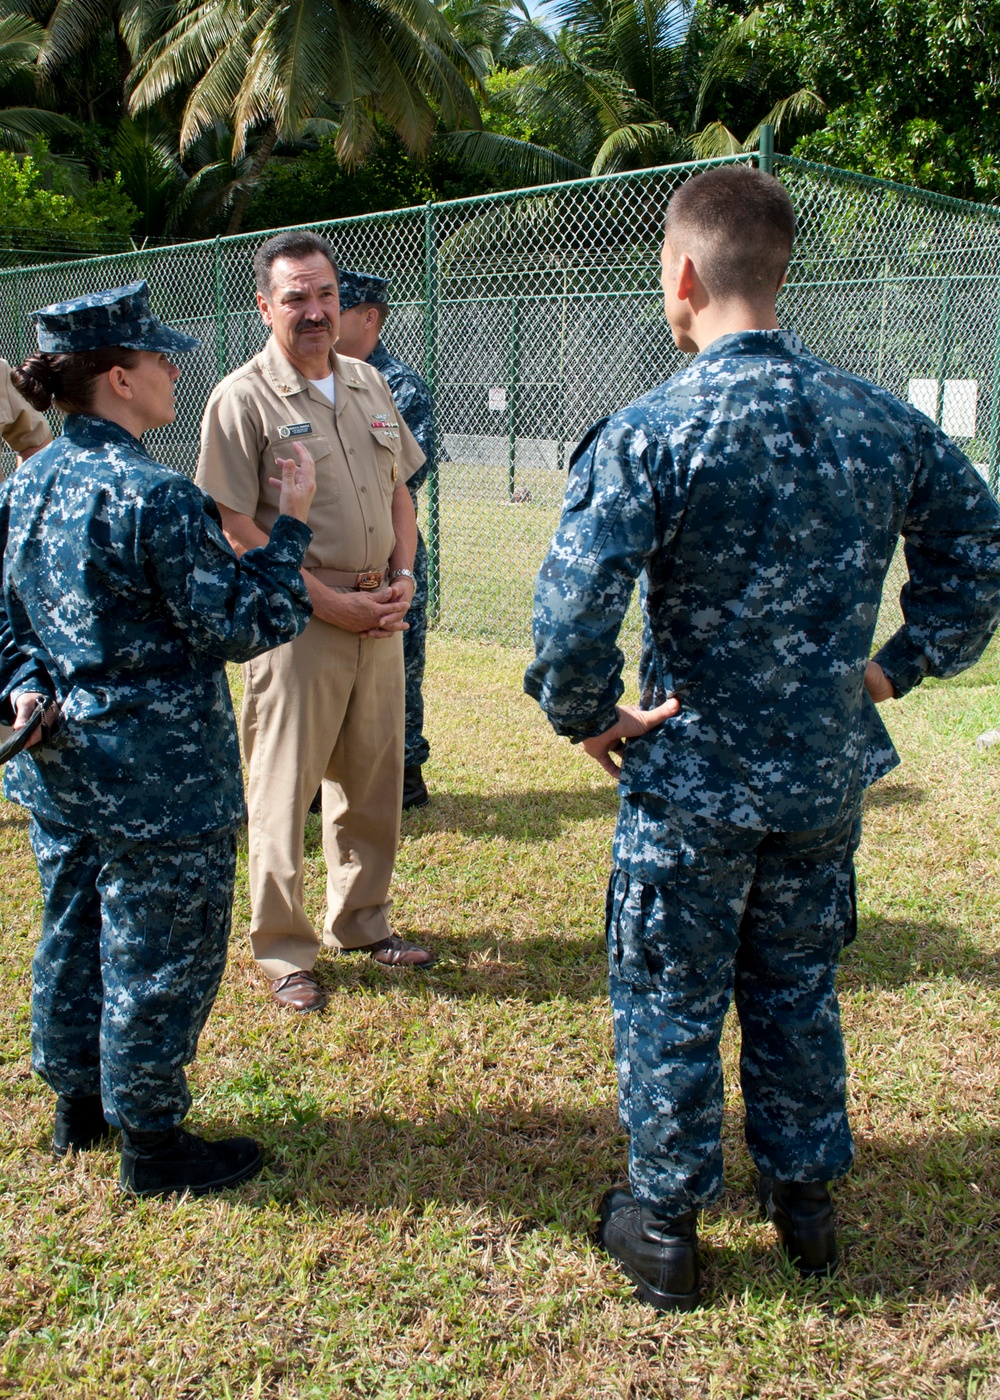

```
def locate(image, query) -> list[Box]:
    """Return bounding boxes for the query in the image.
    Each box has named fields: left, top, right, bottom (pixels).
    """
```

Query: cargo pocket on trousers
left=837, top=866, right=858, bottom=949
left=606, top=869, right=662, bottom=991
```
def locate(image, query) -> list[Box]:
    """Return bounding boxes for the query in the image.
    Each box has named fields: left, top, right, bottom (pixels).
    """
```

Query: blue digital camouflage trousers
left=607, top=792, right=861, bottom=1215
left=403, top=515, right=429, bottom=768
left=29, top=813, right=237, bottom=1134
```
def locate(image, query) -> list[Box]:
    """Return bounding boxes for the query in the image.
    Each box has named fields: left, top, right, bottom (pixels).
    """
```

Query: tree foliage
left=0, top=140, right=136, bottom=262
left=0, top=0, right=995, bottom=247
left=696, top=0, right=1000, bottom=201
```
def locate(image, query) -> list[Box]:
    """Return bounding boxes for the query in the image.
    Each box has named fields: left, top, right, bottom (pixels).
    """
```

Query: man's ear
left=675, top=252, right=698, bottom=303
left=256, top=290, right=273, bottom=327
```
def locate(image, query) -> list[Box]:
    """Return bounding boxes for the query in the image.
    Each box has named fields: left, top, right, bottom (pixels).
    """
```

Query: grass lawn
left=1, top=634, right=999, bottom=1398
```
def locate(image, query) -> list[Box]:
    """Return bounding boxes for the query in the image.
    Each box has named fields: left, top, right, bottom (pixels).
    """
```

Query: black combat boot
left=52, top=1094, right=112, bottom=1157
left=597, top=1186, right=701, bottom=1311
left=402, top=766, right=429, bottom=810
left=757, top=1175, right=838, bottom=1276
left=120, top=1126, right=263, bottom=1198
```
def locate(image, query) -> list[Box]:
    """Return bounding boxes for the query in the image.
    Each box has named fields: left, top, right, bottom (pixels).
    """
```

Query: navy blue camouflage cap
left=32, top=281, right=201, bottom=356
left=337, top=269, right=389, bottom=311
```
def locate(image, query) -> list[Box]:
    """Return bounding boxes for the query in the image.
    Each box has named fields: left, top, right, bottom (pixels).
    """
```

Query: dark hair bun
left=11, top=354, right=57, bottom=412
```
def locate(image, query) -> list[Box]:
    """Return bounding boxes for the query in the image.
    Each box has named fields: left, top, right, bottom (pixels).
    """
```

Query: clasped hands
left=309, top=573, right=415, bottom=638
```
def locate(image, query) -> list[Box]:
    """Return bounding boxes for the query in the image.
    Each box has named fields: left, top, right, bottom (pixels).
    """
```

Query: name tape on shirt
left=278, top=422, right=313, bottom=439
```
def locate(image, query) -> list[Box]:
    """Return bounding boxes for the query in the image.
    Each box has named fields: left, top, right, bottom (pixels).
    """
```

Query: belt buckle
left=355, top=569, right=382, bottom=591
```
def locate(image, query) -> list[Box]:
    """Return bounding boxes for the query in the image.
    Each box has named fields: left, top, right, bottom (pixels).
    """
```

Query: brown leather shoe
left=269, top=969, right=327, bottom=1012
left=366, top=935, right=435, bottom=968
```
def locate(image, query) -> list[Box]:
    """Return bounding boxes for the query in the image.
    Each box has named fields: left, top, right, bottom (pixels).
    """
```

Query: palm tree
left=690, top=7, right=826, bottom=158
left=0, top=10, right=78, bottom=150
left=128, top=0, right=484, bottom=233
left=437, top=0, right=703, bottom=184
left=32, top=0, right=165, bottom=114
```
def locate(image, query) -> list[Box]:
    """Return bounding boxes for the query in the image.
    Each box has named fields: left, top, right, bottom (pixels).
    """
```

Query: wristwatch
left=388, top=568, right=416, bottom=586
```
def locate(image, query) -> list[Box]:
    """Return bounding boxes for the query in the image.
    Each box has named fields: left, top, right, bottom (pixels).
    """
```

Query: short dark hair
left=253, top=231, right=339, bottom=297
left=12, top=347, right=141, bottom=415
left=664, top=165, right=796, bottom=301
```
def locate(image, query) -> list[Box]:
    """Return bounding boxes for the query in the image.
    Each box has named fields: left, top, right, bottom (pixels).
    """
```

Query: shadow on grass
left=303, top=931, right=608, bottom=1002
left=305, top=787, right=620, bottom=851
left=862, top=780, right=927, bottom=809
left=230, top=1101, right=999, bottom=1303
left=845, top=913, right=999, bottom=989
left=283, top=908, right=998, bottom=1002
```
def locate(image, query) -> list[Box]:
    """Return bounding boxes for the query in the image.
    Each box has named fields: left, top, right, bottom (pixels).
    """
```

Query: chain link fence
left=1, top=153, right=998, bottom=657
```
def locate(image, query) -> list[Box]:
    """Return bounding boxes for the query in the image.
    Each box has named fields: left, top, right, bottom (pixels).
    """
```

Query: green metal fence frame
left=1, top=149, right=999, bottom=639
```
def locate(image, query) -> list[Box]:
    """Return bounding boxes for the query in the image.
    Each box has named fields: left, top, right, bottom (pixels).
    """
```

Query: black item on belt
left=0, top=701, right=45, bottom=765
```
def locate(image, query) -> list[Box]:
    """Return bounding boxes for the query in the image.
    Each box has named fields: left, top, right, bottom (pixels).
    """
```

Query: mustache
left=294, top=318, right=334, bottom=332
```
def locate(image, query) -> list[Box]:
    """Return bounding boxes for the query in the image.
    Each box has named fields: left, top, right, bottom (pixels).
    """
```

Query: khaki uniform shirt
left=0, top=360, right=50, bottom=457
left=196, top=337, right=423, bottom=572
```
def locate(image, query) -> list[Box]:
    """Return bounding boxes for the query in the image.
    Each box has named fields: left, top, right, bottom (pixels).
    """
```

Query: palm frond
left=742, top=89, right=827, bottom=148
left=437, top=128, right=586, bottom=183
left=37, top=0, right=107, bottom=75
left=362, top=21, right=438, bottom=155
left=177, top=32, right=255, bottom=148
left=0, top=10, right=45, bottom=89
left=693, top=7, right=765, bottom=127
left=689, top=119, right=741, bottom=158
left=129, top=0, right=252, bottom=110
left=118, top=0, right=178, bottom=60
left=0, top=106, right=79, bottom=150
left=333, top=100, right=381, bottom=165
left=590, top=116, right=678, bottom=173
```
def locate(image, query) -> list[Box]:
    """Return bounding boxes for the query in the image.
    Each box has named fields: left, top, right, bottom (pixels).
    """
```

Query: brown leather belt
left=309, top=566, right=385, bottom=591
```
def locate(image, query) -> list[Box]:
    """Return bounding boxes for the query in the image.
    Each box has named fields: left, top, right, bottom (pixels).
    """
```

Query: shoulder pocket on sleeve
left=563, top=418, right=608, bottom=511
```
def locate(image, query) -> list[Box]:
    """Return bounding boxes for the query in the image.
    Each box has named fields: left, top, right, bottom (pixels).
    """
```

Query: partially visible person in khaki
left=195, top=230, right=434, bottom=1014
left=0, top=358, right=52, bottom=463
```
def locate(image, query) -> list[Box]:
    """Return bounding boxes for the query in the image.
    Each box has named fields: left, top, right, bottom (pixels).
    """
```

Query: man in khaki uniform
left=196, top=230, right=434, bottom=1014
left=0, top=359, right=51, bottom=464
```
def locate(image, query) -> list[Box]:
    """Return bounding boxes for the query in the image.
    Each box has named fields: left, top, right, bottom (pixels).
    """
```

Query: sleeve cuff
left=268, top=514, right=313, bottom=566
left=555, top=705, right=621, bottom=742
left=872, top=633, right=929, bottom=698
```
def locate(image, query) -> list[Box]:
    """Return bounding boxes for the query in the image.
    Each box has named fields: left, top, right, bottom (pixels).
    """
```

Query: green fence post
left=507, top=298, right=520, bottom=499
left=759, top=124, right=775, bottom=176
left=557, top=266, right=568, bottom=471
left=13, top=270, right=25, bottom=363
left=423, top=202, right=441, bottom=625
left=213, top=237, right=227, bottom=381
left=876, top=256, right=891, bottom=385
left=934, top=278, right=953, bottom=429
left=987, top=281, right=1000, bottom=493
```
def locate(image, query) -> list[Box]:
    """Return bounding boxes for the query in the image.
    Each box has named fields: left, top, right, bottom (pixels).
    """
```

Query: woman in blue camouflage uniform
left=0, top=282, right=316, bottom=1198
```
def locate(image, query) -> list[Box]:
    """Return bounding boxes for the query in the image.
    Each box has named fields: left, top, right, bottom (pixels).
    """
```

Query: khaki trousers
left=241, top=618, right=404, bottom=978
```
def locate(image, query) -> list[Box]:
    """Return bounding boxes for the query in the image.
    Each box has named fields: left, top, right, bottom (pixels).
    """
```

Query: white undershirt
left=308, top=373, right=335, bottom=404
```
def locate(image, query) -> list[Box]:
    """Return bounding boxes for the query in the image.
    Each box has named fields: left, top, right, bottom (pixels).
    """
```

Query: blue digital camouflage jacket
left=525, top=329, right=1000, bottom=832
left=369, top=341, right=434, bottom=496
left=0, top=413, right=313, bottom=839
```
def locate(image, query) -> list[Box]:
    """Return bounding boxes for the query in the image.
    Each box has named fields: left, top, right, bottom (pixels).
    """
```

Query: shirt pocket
left=267, top=433, right=338, bottom=504
left=368, top=425, right=401, bottom=496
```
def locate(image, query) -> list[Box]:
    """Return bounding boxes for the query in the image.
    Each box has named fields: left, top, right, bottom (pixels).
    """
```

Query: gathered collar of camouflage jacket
left=695, top=327, right=805, bottom=362
left=63, top=412, right=153, bottom=459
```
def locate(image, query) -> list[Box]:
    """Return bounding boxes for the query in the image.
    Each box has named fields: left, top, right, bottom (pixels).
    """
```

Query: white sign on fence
left=907, top=378, right=978, bottom=437
left=942, top=379, right=978, bottom=437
